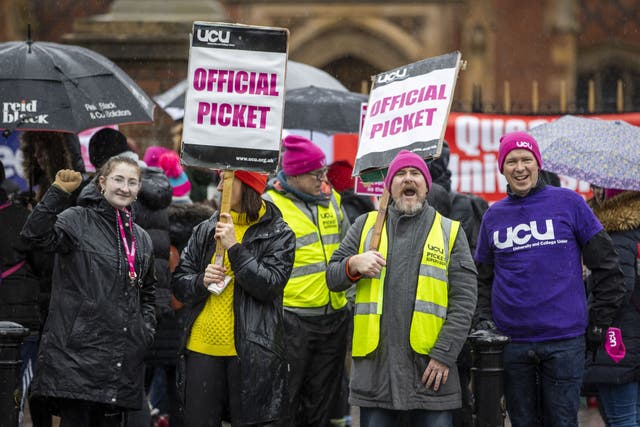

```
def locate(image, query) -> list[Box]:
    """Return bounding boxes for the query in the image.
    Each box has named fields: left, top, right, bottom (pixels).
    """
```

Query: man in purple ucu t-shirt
left=474, top=131, right=625, bottom=427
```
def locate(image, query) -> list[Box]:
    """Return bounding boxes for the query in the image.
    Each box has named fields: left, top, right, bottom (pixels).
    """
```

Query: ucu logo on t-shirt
left=515, top=140, right=533, bottom=150
left=493, top=219, right=555, bottom=249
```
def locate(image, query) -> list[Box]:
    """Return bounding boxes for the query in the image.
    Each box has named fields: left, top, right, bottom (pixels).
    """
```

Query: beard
left=395, top=196, right=425, bottom=215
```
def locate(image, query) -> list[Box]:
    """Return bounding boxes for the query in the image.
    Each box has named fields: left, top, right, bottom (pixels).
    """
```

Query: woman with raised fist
left=21, top=155, right=156, bottom=426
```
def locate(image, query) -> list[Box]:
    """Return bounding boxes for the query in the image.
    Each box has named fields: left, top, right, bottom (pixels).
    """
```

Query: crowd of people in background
left=1, top=127, right=639, bottom=427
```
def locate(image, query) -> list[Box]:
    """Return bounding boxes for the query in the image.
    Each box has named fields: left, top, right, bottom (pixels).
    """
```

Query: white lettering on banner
left=376, top=68, right=408, bottom=84
left=0, top=145, right=23, bottom=180
left=196, top=29, right=230, bottom=44
left=608, top=330, right=617, bottom=346
left=493, top=219, right=555, bottom=249
left=449, top=153, right=506, bottom=194
left=449, top=114, right=595, bottom=198
left=455, top=115, right=551, bottom=156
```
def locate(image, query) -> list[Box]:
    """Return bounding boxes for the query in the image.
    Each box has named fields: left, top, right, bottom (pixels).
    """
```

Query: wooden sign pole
left=368, top=189, right=390, bottom=251
left=214, top=170, right=235, bottom=265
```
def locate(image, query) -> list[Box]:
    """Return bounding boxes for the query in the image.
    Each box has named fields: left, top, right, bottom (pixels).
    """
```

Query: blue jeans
left=502, top=336, right=584, bottom=427
left=359, top=407, right=452, bottom=427
left=597, top=382, right=640, bottom=427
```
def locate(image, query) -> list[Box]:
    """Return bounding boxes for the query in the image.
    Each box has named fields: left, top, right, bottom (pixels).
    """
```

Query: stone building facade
left=1, top=0, right=639, bottom=144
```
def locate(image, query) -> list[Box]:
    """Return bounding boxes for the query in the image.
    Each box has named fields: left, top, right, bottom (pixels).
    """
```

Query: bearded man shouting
left=326, top=149, right=478, bottom=427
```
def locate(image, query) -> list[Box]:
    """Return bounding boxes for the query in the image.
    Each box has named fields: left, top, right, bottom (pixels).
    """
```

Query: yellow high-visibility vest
left=264, top=189, right=347, bottom=310
left=352, top=210, right=459, bottom=357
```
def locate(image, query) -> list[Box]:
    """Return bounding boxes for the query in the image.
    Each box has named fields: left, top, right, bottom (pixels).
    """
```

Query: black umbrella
left=0, top=40, right=155, bottom=134
left=284, top=85, right=368, bottom=134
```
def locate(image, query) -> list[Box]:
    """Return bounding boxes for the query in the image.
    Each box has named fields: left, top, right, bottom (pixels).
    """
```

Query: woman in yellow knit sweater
left=172, top=170, right=296, bottom=426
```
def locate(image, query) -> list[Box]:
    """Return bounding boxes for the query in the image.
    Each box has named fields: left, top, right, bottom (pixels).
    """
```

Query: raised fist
left=53, top=169, right=82, bottom=194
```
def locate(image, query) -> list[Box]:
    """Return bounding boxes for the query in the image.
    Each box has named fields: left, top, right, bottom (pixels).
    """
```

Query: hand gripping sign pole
left=208, top=169, right=234, bottom=294
left=368, top=190, right=389, bottom=250
left=355, top=51, right=462, bottom=250
left=180, top=22, right=288, bottom=292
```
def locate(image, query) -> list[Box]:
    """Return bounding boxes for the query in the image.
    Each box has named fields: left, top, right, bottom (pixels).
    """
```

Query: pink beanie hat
left=143, top=146, right=171, bottom=168
left=498, top=131, right=543, bottom=172
left=158, top=151, right=191, bottom=197
left=604, top=188, right=625, bottom=199
left=384, top=150, right=432, bottom=190
left=281, top=135, right=326, bottom=176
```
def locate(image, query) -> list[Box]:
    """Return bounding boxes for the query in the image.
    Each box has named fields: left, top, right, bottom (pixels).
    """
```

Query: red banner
left=330, top=112, right=640, bottom=203
left=443, top=112, right=640, bottom=203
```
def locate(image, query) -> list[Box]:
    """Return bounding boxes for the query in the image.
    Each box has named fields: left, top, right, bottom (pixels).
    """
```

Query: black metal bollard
left=0, top=321, right=30, bottom=427
left=468, top=330, right=510, bottom=427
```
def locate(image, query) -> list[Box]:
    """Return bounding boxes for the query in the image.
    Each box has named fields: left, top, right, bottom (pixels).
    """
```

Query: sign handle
left=214, top=170, right=235, bottom=265
left=368, top=189, right=390, bottom=251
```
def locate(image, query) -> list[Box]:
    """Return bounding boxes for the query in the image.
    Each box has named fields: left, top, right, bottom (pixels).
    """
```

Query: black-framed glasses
left=305, top=168, right=328, bottom=181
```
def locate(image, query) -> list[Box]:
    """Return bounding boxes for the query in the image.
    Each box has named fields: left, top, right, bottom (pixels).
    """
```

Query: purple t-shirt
left=475, top=186, right=603, bottom=342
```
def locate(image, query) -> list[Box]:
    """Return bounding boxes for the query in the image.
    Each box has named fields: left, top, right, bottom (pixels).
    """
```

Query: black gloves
left=473, top=319, right=497, bottom=332
left=586, top=323, right=606, bottom=355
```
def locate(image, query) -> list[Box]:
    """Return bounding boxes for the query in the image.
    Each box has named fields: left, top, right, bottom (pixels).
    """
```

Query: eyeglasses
left=108, top=176, right=140, bottom=189
left=305, top=168, right=328, bottom=181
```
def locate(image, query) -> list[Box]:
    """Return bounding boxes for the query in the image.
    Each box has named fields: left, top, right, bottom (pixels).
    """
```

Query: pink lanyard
left=116, top=209, right=137, bottom=284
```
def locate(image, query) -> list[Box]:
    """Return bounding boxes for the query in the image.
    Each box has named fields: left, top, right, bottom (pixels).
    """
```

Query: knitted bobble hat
left=497, top=131, right=543, bottom=173
left=281, top=134, right=326, bottom=176
left=159, top=151, right=191, bottom=197
left=384, top=150, right=432, bottom=190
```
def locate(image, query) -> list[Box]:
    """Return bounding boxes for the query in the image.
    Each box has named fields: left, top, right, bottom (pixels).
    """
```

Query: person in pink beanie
left=158, top=151, right=192, bottom=204
left=143, top=146, right=171, bottom=169
left=326, top=148, right=477, bottom=425
left=496, top=131, right=543, bottom=173
left=262, top=134, right=352, bottom=426
left=474, top=131, right=625, bottom=426
left=280, top=134, right=327, bottom=176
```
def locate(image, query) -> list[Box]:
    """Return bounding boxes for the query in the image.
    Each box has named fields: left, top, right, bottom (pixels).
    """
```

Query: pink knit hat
left=158, top=151, right=191, bottom=198
left=384, top=150, right=432, bottom=190
left=498, top=131, right=543, bottom=172
left=281, top=135, right=326, bottom=176
left=143, top=146, right=171, bottom=168
left=604, top=188, right=625, bottom=199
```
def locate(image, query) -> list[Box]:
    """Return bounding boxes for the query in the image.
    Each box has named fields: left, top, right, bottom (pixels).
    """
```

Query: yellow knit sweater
left=187, top=204, right=266, bottom=356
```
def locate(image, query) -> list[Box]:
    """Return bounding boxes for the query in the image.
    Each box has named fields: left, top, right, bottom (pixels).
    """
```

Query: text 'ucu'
left=493, top=219, right=555, bottom=249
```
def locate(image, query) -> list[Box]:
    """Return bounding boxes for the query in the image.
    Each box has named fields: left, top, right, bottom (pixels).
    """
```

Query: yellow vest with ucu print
left=352, top=210, right=459, bottom=357
left=265, top=189, right=347, bottom=310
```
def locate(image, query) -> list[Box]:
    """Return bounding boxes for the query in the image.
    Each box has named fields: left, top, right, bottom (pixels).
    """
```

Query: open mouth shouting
left=402, top=186, right=418, bottom=197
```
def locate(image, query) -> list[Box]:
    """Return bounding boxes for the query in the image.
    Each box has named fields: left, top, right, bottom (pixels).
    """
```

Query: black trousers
left=184, top=351, right=281, bottom=427
left=57, top=398, right=123, bottom=427
left=283, top=309, right=349, bottom=427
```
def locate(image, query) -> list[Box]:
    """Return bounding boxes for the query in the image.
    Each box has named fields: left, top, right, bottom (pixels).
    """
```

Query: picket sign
left=180, top=21, right=288, bottom=268
left=355, top=52, right=463, bottom=249
left=181, top=21, right=288, bottom=173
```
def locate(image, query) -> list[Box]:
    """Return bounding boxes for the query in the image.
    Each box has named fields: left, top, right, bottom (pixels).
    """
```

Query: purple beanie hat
left=384, top=150, right=432, bottom=190
left=498, top=131, right=543, bottom=172
left=281, top=135, right=326, bottom=176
